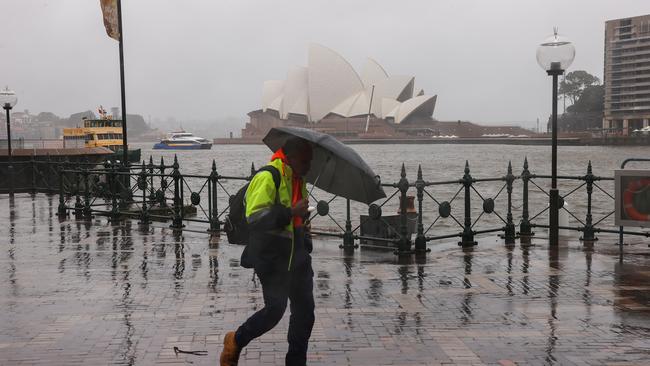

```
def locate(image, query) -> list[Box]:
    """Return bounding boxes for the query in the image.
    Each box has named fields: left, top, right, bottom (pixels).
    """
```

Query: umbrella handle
left=308, top=154, right=330, bottom=198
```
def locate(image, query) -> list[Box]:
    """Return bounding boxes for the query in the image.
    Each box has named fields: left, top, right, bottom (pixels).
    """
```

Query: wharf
left=0, top=147, right=113, bottom=162
left=1, top=193, right=650, bottom=365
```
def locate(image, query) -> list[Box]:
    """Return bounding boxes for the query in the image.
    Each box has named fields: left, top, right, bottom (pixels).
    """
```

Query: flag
left=100, top=0, right=120, bottom=41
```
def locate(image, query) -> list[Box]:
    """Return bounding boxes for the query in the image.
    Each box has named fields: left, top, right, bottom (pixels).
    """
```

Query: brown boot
left=220, top=331, right=241, bottom=366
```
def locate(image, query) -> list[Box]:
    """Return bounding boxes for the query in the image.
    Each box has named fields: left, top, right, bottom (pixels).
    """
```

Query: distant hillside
left=150, top=116, right=245, bottom=139
left=54, top=110, right=157, bottom=139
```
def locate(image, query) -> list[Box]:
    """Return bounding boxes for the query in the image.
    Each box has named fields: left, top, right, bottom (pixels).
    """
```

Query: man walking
left=220, top=138, right=315, bottom=366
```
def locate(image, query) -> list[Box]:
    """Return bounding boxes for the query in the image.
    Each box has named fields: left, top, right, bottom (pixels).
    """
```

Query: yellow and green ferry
left=62, top=110, right=141, bottom=163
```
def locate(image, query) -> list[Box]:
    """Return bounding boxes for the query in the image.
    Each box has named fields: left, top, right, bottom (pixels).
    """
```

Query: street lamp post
left=0, top=87, right=18, bottom=194
left=536, top=29, right=575, bottom=246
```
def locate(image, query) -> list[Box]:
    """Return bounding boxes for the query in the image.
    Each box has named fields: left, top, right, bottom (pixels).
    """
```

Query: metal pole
left=116, top=0, right=128, bottom=165
left=5, top=105, right=13, bottom=194
left=364, top=85, right=375, bottom=133
left=548, top=69, right=562, bottom=246
left=5, top=106, right=11, bottom=162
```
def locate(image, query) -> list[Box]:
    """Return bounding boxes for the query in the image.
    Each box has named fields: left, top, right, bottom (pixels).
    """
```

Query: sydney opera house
left=238, top=44, right=531, bottom=141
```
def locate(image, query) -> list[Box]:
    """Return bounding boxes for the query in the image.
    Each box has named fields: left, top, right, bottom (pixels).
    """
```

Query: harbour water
left=133, top=142, right=648, bottom=180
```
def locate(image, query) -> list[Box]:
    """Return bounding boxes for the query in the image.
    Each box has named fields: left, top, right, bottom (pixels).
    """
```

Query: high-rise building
left=603, top=14, right=650, bottom=135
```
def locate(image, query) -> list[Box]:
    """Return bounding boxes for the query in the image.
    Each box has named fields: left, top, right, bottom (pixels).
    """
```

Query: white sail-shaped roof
left=308, top=44, right=364, bottom=122
left=282, top=66, right=309, bottom=119
left=331, top=91, right=372, bottom=118
left=262, top=80, right=285, bottom=112
left=259, top=44, right=436, bottom=123
left=360, top=58, right=388, bottom=88
left=381, top=98, right=400, bottom=118
left=367, top=75, right=415, bottom=117
left=393, top=95, right=437, bottom=124
left=267, top=95, right=283, bottom=113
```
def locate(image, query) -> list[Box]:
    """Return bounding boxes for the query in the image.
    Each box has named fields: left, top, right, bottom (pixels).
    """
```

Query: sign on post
left=615, top=169, right=650, bottom=227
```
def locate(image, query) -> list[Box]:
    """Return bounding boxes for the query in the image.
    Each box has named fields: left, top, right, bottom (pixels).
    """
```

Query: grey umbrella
left=263, top=127, right=386, bottom=204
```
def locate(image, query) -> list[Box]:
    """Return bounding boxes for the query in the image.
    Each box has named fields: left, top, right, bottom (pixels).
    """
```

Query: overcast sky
left=1, top=0, right=648, bottom=128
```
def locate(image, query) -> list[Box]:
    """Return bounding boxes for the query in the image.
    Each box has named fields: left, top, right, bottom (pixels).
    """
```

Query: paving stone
left=1, top=194, right=650, bottom=365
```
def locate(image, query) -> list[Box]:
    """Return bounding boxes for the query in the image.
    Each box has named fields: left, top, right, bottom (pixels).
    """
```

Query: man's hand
left=291, top=199, right=309, bottom=218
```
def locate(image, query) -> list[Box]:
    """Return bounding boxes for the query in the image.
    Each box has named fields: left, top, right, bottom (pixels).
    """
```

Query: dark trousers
left=235, top=262, right=315, bottom=366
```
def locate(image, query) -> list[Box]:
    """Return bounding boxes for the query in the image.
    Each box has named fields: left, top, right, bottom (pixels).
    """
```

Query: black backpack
left=224, top=165, right=281, bottom=245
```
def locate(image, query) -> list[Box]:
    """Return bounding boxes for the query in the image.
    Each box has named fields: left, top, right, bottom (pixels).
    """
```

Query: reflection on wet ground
left=1, top=194, right=650, bottom=365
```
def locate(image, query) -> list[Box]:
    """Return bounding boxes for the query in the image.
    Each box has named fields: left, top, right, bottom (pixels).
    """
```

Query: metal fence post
left=159, top=156, right=167, bottom=207
left=414, top=164, right=427, bottom=252
left=148, top=156, right=155, bottom=202
left=459, top=161, right=477, bottom=247
left=57, top=159, right=67, bottom=217
left=581, top=160, right=597, bottom=242
left=504, top=161, right=516, bottom=244
left=171, top=155, right=184, bottom=230
left=341, top=198, right=356, bottom=251
left=74, top=169, right=83, bottom=219
left=519, top=157, right=534, bottom=238
left=109, top=161, right=120, bottom=221
left=209, top=159, right=220, bottom=233
left=30, top=155, right=37, bottom=193
left=139, top=161, right=150, bottom=225
left=83, top=165, right=91, bottom=218
left=397, top=163, right=412, bottom=254
left=46, top=153, right=54, bottom=193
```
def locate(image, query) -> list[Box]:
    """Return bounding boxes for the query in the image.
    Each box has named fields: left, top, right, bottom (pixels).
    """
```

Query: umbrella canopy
left=263, top=127, right=386, bottom=204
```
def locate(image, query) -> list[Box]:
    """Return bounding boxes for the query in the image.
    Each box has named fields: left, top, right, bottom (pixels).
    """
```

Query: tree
left=559, top=70, right=601, bottom=105
left=566, top=85, right=604, bottom=114
left=36, top=112, right=60, bottom=122
left=558, top=85, right=604, bottom=132
left=125, top=114, right=153, bottom=135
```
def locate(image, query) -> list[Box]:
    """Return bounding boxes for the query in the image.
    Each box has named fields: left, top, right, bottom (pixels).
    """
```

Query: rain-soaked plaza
left=1, top=193, right=650, bottom=365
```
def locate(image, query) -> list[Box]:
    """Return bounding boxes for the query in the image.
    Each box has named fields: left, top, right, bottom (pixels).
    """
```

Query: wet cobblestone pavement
left=1, top=194, right=650, bottom=365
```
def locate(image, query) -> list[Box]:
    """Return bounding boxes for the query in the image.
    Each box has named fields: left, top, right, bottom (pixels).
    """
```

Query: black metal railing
left=2, top=156, right=649, bottom=256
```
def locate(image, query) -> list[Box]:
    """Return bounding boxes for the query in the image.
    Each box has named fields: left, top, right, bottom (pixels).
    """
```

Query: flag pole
left=116, top=0, right=128, bottom=166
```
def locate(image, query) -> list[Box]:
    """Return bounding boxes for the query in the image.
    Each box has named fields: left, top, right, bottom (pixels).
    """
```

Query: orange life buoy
left=623, top=178, right=650, bottom=221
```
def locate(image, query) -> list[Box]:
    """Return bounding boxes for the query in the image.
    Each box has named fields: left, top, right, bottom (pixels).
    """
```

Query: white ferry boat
left=153, top=131, right=213, bottom=150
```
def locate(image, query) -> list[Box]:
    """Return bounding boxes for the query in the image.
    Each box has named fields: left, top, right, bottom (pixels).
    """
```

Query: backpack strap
left=256, top=165, right=281, bottom=203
